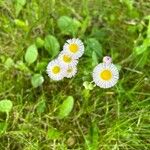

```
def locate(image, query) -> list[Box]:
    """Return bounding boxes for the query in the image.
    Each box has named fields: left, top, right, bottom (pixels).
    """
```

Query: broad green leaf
left=14, top=0, right=26, bottom=17
left=92, top=51, right=98, bottom=66
left=58, top=96, right=74, bottom=119
left=83, top=81, right=94, bottom=90
left=47, top=127, right=61, bottom=140
left=36, top=100, right=46, bottom=114
left=25, top=44, right=38, bottom=64
left=57, top=16, right=80, bottom=35
left=35, top=61, right=47, bottom=72
left=85, top=122, right=99, bottom=150
left=146, top=17, right=150, bottom=38
left=119, top=0, right=133, bottom=10
left=44, top=35, right=60, bottom=57
left=4, top=58, right=14, bottom=69
left=57, top=16, right=72, bottom=34
left=35, top=37, right=44, bottom=48
left=85, top=38, right=102, bottom=58
left=83, top=81, right=89, bottom=89
left=0, top=55, right=5, bottom=63
left=14, top=19, right=28, bottom=30
left=80, top=17, right=91, bottom=35
left=0, top=122, right=7, bottom=135
left=134, top=40, right=149, bottom=56
left=36, top=95, right=46, bottom=114
left=15, top=60, right=31, bottom=73
left=72, top=19, right=81, bottom=35
left=91, top=27, right=106, bottom=42
left=0, top=100, right=13, bottom=113
left=31, top=74, right=44, bottom=88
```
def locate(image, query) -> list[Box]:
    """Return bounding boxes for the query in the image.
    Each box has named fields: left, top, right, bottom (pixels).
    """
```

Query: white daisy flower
left=63, top=38, right=84, bottom=59
left=46, top=60, right=66, bottom=81
left=65, top=66, right=78, bottom=78
left=92, top=63, right=119, bottom=88
left=58, top=52, right=78, bottom=67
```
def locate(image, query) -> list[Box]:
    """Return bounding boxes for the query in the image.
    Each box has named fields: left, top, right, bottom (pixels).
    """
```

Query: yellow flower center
left=63, top=55, right=72, bottom=63
left=69, top=43, right=79, bottom=53
left=52, top=66, right=60, bottom=74
left=100, top=69, right=112, bottom=81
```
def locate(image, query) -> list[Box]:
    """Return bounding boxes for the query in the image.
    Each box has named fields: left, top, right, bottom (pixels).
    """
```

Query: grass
left=0, top=0, right=150, bottom=149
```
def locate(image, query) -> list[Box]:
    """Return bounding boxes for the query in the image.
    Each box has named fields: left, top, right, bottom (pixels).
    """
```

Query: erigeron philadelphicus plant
left=92, top=56, right=119, bottom=89
left=83, top=56, right=119, bottom=90
left=46, top=39, right=119, bottom=89
left=46, top=38, right=84, bottom=81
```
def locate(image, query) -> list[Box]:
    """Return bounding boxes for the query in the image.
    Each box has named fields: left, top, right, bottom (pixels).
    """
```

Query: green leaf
left=35, top=37, right=44, bottom=48
left=92, top=51, right=98, bottom=66
left=134, top=41, right=149, bottom=56
left=47, top=127, right=61, bottom=140
left=83, top=81, right=89, bottom=89
left=14, top=0, right=26, bottom=17
left=44, top=35, right=60, bottom=57
left=147, top=17, right=150, bottom=38
left=31, top=74, right=44, bottom=88
left=35, top=61, right=47, bottom=72
left=4, top=58, right=14, bottom=69
left=85, top=122, right=99, bottom=150
left=58, top=96, right=74, bottom=119
left=91, top=27, right=106, bottom=42
left=14, top=19, right=28, bottom=30
left=25, top=44, right=38, bottom=64
left=15, top=60, right=31, bottom=73
left=36, top=100, right=46, bottom=114
left=85, top=38, right=102, bottom=58
left=0, top=100, right=13, bottom=113
left=80, top=17, right=91, bottom=35
left=0, top=122, right=7, bottom=135
left=120, top=0, right=133, bottom=10
left=83, top=81, right=94, bottom=90
left=57, top=16, right=72, bottom=34
left=57, top=16, right=80, bottom=35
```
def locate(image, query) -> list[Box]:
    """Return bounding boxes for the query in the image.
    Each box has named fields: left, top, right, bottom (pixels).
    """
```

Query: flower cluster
left=46, top=38, right=84, bottom=81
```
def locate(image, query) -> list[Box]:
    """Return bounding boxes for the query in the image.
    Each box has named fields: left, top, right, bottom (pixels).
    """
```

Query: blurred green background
left=0, top=0, right=150, bottom=149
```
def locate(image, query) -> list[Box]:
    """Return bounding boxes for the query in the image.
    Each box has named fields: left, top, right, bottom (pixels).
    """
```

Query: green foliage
left=58, top=96, right=74, bottom=119
left=4, top=58, right=14, bottom=69
left=0, top=122, right=7, bottom=135
left=35, top=61, right=47, bottom=72
left=57, top=16, right=81, bottom=36
left=36, top=100, right=46, bottom=114
left=85, top=122, right=99, bottom=150
left=83, top=81, right=94, bottom=90
left=15, top=60, right=31, bottom=73
left=14, top=19, right=28, bottom=31
left=133, top=17, right=150, bottom=67
left=35, top=37, right=44, bottom=48
left=14, top=0, right=26, bottom=17
left=0, top=0, right=149, bottom=149
left=44, top=35, right=60, bottom=57
left=0, top=100, right=13, bottom=113
left=85, top=38, right=102, bottom=58
left=47, top=127, right=61, bottom=140
left=31, top=74, right=44, bottom=88
left=25, top=44, right=38, bottom=65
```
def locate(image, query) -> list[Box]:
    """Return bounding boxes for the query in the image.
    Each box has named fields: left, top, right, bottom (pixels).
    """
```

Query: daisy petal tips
left=63, top=38, right=84, bottom=59
left=92, top=56, right=119, bottom=88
